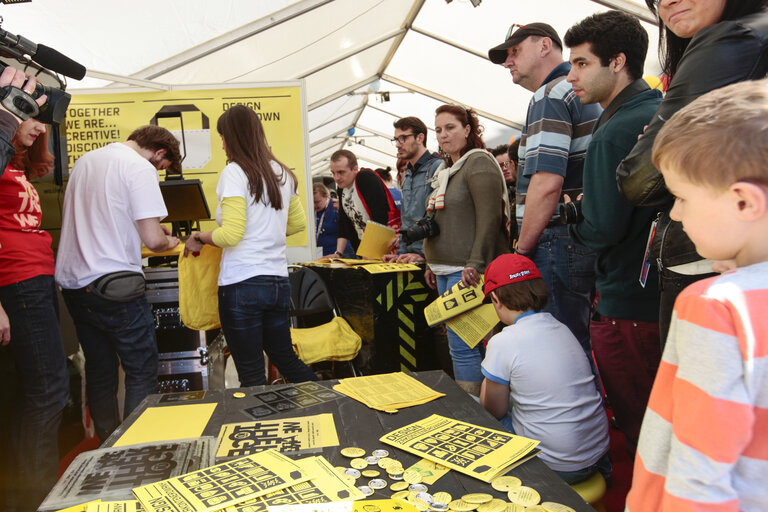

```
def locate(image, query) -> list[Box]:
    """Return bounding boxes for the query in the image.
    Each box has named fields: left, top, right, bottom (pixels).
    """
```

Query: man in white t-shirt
left=55, top=125, right=181, bottom=441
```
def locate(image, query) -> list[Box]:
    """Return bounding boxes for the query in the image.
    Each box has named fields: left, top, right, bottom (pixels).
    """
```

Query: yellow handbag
left=178, top=245, right=222, bottom=330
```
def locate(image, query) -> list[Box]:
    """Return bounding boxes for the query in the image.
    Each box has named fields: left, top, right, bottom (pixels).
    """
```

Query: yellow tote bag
left=290, top=317, right=362, bottom=365
left=178, top=245, right=222, bottom=330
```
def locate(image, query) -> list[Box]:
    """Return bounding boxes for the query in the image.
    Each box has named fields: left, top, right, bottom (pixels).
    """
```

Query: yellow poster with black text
left=65, top=84, right=309, bottom=248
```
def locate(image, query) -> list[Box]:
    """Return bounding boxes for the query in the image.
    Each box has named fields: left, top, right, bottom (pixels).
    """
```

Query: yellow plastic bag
left=178, top=245, right=222, bottom=330
left=290, top=317, right=361, bottom=365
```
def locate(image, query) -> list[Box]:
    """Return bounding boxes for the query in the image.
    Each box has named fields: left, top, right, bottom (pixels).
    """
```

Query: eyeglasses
left=499, top=161, right=510, bottom=170
left=391, top=133, right=415, bottom=146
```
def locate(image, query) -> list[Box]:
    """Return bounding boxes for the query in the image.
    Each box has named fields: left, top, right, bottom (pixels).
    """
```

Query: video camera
left=0, top=17, right=86, bottom=125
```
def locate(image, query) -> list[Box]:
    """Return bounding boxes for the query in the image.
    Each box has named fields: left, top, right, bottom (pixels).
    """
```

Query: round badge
left=340, top=447, right=366, bottom=458
left=491, top=475, right=522, bottom=492
left=344, top=468, right=361, bottom=479
left=507, top=486, right=541, bottom=507
left=350, top=458, right=368, bottom=469
left=477, top=499, right=506, bottom=512
left=415, top=492, right=433, bottom=504
left=232, top=392, right=246, bottom=398
left=403, top=470, right=422, bottom=484
left=358, top=485, right=374, bottom=497
left=432, top=492, right=452, bottom=504
left=392, top=490, right=410, bottom=500
left=365, top=455, right=380, bottom=465
left=462, top=493, right=493, bottom=504
left=369, top=478, right=387, bottom=490
left=362, top=469, right=380, bottom=478
left=390, top=481, right=409, bottom=491
left=540, top=503, right=575, bottom=512
left=408, top=483, right=427, bottom=493
left=372, top=449, right=389, bottom=458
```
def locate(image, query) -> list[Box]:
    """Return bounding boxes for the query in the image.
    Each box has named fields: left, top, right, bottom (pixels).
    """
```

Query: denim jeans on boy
left=436, top=272, right=484, bottom=384
left=62, top=287, right=158, bottom=442
left=530, top=226, right=596, bottom=357
left=218, top=275, right=316, bottom=387
left=0, top=275, right=69, bottom=511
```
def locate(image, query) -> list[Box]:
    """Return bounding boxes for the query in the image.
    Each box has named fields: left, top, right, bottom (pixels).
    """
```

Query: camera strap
left=0, top=85, right=39, bottom=121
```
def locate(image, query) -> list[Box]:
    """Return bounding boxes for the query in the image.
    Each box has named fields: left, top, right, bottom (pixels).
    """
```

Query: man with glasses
left=491, top=142, right=519, bottom=242
left=383, top=116, right=442, bottom=263
left=488, top=23, right=601, bottom=359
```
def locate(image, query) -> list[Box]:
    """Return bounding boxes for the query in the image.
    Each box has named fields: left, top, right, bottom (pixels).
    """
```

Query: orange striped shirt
left=627, top=262, right=768, bottom=512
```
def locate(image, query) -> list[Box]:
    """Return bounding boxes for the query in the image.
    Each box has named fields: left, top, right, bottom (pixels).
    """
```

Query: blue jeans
left=0, top=275, right=69, bottom=511
left=436, top=272, right=484, bottom=383
left=531, top=226, right=596, bottom=357
left=63, top=287, right=158, bottom=441
left=218, top=275, right=316, bottom=387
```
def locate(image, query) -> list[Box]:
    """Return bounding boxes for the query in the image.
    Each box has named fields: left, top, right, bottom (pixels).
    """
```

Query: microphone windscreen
left=34, top=44, right=86, bottom=80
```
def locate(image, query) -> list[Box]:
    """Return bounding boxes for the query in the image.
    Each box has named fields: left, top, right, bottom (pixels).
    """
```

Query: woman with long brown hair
left=185, top=105, right=315, bottom=387
left=0, top=119, right=69, bottom=510
left=423, top=104, right=510, bottom=396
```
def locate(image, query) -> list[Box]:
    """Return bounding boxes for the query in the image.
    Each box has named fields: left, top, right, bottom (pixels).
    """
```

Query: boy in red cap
left=480, top=253, right=610, bottom=484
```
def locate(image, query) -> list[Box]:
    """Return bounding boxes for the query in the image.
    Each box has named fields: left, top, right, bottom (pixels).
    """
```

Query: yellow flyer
left=444, top=304, right=499, bottom=349
left=379, top=414, right=539, bottom=483
left=360, top=263, right=421, bottom=274
left=133, top=450, right=310, bottom=512
left=423, top=277, right=485, bottom=327
left=215, top=413, right=339, bottom=459
left=113, top=403, right=217, bottom=447
left=403, top=459, right=450, bottom=485
left=356, top=221, right=396, bottom=260
left=56, top=500, right=100, bottom=512
left=224, top=456, right=364, bottom=512
left=86, top=502, right=143, bottom=512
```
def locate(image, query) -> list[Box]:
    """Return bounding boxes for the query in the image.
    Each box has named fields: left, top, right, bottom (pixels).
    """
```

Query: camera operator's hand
left=0, top=303, right=10, bottom=346
left=0, top=67, right=47, bottom=123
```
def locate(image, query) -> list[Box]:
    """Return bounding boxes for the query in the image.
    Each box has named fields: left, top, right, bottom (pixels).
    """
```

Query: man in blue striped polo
left=488, top=23, right=601, bottom=360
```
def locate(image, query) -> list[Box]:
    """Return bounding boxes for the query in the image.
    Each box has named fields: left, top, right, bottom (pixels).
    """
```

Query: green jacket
left=569, top=86, right=662, bottom=321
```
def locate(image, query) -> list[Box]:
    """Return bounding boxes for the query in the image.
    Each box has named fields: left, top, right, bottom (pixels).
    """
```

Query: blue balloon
left=347, top=127, right=356, bottom=136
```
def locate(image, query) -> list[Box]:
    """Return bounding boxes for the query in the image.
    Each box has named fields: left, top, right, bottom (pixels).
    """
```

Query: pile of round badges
left=337, top=447, right=576, bottom=512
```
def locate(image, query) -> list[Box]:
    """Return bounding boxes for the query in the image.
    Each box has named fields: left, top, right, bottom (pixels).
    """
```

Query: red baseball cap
left=483, top=254, right=542, bottom=298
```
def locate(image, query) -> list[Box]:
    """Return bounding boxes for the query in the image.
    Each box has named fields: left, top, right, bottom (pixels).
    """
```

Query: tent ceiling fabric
left=0, top=0, right=658, bottom=176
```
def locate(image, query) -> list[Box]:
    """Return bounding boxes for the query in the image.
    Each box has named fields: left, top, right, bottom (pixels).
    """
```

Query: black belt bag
left=87, top=271, right=146, bottom=302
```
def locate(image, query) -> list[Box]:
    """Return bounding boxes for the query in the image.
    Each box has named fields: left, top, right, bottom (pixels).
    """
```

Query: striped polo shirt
left=516, top=62, right=601, bottom=224
left=627, top=261, right=768, bottom=511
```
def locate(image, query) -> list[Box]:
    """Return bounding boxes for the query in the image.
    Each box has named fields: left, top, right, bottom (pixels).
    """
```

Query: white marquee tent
left=1, top=0, right=659, bottom=177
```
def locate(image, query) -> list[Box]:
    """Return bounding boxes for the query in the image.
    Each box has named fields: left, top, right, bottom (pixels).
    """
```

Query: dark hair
left=127, top=125, right=182, bottom=174
left=395, top=158, right=408, bottom=187
left=330, top=149, right=358, bottom=169
left=564, top=10, right=648, bottom=81
left=217, top=105, right=295, bottom=210
left=490, top=144, right=509, bottom=158
left=646, top=0, right=768, bottom=79
left=508, top=139, right=520, bottom=163
left=493, top=278, right=549, bottom=312
left=375, top=166, right=393, bottom=183
left=10, top=123, right=53, bottom=179
left=435, top=104, right=485, bottom=165
left=393, top=116, right=428, bottom=147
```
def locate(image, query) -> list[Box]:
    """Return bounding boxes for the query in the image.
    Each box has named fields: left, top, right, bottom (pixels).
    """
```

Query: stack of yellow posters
left=133, top=450, right=309, bottom=512
left=333, top=372, right=444, bottom=412
left=380, top=414, right=540, bottom=483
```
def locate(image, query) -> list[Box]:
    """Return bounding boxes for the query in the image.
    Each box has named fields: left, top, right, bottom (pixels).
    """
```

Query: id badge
left=639, top=217, right=658, bottom=288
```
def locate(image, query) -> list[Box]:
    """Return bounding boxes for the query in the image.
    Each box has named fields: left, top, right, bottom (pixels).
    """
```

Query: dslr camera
left=559, top=200, right=583, bottom=225
left=399, top=215, right=439, bottom=245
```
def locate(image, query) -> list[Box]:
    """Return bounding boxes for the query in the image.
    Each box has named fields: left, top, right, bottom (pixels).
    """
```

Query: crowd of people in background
left=2, top=0, right=768, bottom=510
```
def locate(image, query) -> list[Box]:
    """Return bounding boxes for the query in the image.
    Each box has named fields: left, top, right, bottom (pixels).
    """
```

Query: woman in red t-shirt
left=0, top=119, right=69, bottom=511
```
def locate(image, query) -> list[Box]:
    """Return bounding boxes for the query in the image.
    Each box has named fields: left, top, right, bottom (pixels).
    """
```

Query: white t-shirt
left=481, top=312, right=609, bottom=471
left=216, top=161, right=294, bottom=286
left=55, top=143, right=167, bottom=290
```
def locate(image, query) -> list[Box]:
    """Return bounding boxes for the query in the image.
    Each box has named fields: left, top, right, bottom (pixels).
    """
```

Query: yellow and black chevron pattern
left=376, top=272, right=429, bottom=372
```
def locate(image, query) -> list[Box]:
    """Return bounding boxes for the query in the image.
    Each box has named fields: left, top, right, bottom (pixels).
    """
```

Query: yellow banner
left=133, top=450, right=309, bottom=512
left=215, top=413, right=339, bottom=459
left=379, top=414, right=539, bottom=483
left=67, top=85, right=308, bottom=247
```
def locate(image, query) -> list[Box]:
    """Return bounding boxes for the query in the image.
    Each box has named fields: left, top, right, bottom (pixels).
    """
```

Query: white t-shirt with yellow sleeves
left=215, top=161, right=295, bottom=286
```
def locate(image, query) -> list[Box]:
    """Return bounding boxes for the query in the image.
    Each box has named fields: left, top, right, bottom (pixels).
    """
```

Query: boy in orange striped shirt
left=626, top=80, right=768, bottom=511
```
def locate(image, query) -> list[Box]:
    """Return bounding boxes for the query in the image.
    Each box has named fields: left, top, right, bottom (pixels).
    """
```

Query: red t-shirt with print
left=0, top=167, right=54, bottom=287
